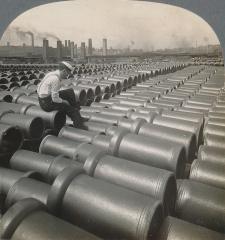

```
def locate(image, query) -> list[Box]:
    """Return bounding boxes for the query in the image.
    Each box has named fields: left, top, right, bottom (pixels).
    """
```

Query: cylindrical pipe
left=40, top=135, right=105, bottom=163
left=0, top=167, right=43, bottom=195
left=100, top=108, right=134, bottom=118
left=59, top=126, right=105, bottom=143
left=161, top=110, right=204, bottom=125
left=157, top=216, right=224, bottom=240
left=198, top=145, right=225, bottom=166
left=61, top=174, right=164, bottom=240
left=13, top=94, right=40, bottom=106
left=93, top=155, right=177, bottom=216
left=83, top=121, right=117, bottom=133
left=175, top=179, right=225, bottom=233
left=117, top=133, right=186, bottom=178
left=138, top=123, right=196, bottom=163
left=204, top=134, right=225, bottom=148
left=208, top=112, right=225, bottom=119
left=0, top=102, right=32, bottom=114
left=5, top=168, right=164, bottom=240
left=60, top=86, right=87, bottom=103
left=204, top=123, right=225, bottom=137
left=39, top=135, right=80, bottom=160
left=190, top=159, right=225, bottom=190
left=182, top=102, right=211, bottom=111
left=207, top=117, right=225, bottom=127
left=0, top=111, right=45, bottom=141
left=6, top=177, right=51, bottom=208
left=0, top=123, right=23, bottom=154
left=0, top=198, right=101, bottom=240
left=153, top=115, right=203, bottom=147
left=177, top=107, right=208, bottom=116
left=10, top=150, right=84, bottom=184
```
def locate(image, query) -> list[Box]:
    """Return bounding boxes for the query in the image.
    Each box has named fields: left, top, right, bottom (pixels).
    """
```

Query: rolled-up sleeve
left=51, top=79, right=63, bottom=103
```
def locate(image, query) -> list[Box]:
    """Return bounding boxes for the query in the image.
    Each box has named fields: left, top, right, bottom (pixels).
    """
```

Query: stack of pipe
left=1, top=62, right=225, bottom=239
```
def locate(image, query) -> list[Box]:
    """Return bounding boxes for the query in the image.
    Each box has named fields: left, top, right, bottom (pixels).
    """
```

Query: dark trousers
left=38, top=89, right=83, bottom=128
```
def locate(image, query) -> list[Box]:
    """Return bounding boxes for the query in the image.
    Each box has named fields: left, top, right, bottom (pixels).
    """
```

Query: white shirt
left=37, top=70, right=63, bottom=103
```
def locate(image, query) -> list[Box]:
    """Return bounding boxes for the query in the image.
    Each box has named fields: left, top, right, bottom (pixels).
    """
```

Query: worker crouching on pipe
left=37, top=61, right=84, bottom=129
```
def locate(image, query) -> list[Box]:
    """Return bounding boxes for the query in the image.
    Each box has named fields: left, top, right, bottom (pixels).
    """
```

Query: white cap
left=61, top=61, right=73, bottom=71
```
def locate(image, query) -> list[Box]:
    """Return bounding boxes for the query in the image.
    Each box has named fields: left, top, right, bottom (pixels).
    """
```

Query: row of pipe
left=0, top=62, right=225, bottom=239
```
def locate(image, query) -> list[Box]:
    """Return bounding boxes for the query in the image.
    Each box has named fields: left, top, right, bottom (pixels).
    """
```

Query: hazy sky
left=0, top=0, right=220, bottom=50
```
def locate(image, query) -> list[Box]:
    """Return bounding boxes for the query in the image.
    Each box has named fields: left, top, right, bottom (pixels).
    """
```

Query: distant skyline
left=0, top=0, right=220, bottom=50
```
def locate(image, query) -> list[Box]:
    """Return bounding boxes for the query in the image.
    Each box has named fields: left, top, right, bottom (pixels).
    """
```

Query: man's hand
left=62, top=100, right=69, bottom=105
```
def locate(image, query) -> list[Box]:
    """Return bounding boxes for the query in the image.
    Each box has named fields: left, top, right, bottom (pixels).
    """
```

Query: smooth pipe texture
left=161, top=110, right=204, bottom=125
left=157, top=216, right=224, bottom=240
left=208, top=112, right=225, bottom=119
left=100, top=108, right=134, bottom=118
left=20, top=105, right=66, bottom=130
left=0, top=198, right=47, bottom=239
left=204, top=123, right=225, bottom=137
left=153, top=115, right=203, bottom=147
left=190, top=159, right=225, bottom=190
left=89, top=112, right=123, bottom=125
left=182, top=102, right=211, bottom=111
left=59, top=125, right=185, bottom=177
left=177, top=107, right=208, bottom=116
left=13, top=95, right=40, bottom=106
left=175, top=179, right=225, bottom=233
left=0, top=167, right=43, bottom=195
left=10, top=150, right=83, bottom=184
left=207, top=117, right=225, bottom=127
left=204, top=134, right=225, bottom=149
left=198, top=145, right=225, bottom=166
left=5, top=178, right=51, bottom=209
left=111, top=103, right=136, bottom=111
left=93, top=155, right=177, bottom=216
left=61, top=174, right=164, bottom=240
left=1, top=198, right=101, bottom=240
left=40, top=135, right=104, bottom=163
left=39, top=135, right=80, bottom=160
left=59, top=126, right=104, bottom=143
left=0, top=102, right=31, bottom=114
left=5, top=167, right=164, bottom=240
left=117, top=133, right=186, bottom=178
left=138, top=122, right=196, bottom=163
left=83, top=121, right=117, bottom=133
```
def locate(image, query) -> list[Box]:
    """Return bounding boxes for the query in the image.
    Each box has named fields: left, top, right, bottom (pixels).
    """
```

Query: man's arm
left=51, top=79, right=63, bottom=103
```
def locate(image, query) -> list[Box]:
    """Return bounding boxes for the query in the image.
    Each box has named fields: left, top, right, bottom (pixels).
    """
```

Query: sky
left=0, top=0, right=220, bottom=50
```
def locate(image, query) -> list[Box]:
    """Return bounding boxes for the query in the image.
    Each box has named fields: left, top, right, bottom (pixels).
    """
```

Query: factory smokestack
left=57, top=40, right=62, bottom=62
left=43, top=38, right=49, bottom=63
left=88, top=38, right=92, bottom=56
left=81, top=42, right=86, bottom=59
left=74, top=44, right=77, bottom=56
left=68, top=40, right=71, bottom=51
left=103, top=39, right=107, bottom=56
left=71, top=41, right=74, bottom=59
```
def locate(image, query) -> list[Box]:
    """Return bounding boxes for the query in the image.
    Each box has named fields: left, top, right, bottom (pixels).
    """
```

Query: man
left=37, top=61, right=84, bottom=128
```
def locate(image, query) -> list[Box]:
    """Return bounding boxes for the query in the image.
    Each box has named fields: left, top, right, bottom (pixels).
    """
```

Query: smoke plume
left=12, top=27, right=60, bottom=42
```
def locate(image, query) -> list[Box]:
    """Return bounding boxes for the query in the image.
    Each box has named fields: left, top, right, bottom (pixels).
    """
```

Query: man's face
left=61, top=69, right=71, bottom=79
